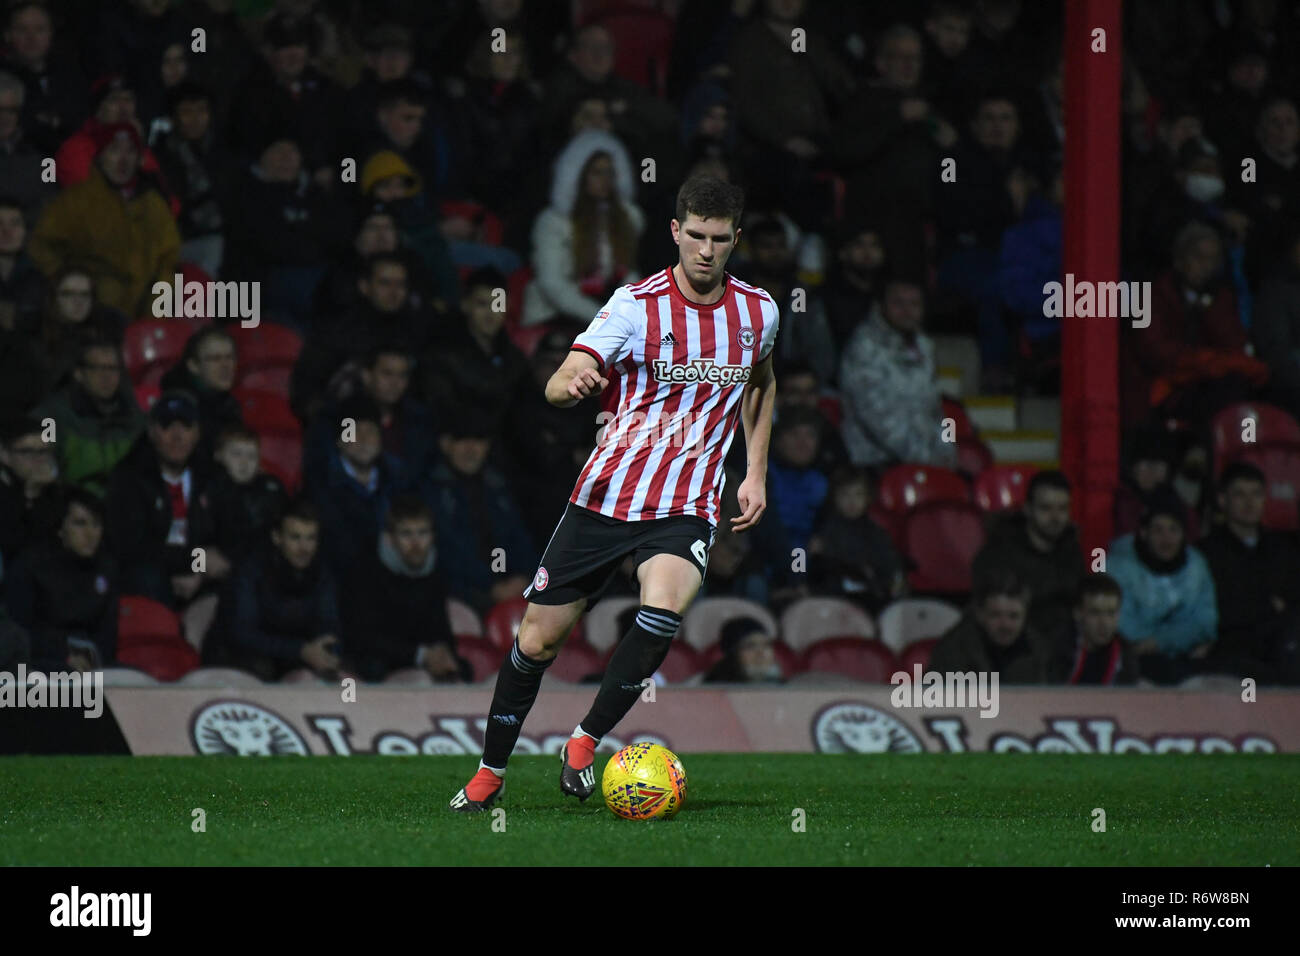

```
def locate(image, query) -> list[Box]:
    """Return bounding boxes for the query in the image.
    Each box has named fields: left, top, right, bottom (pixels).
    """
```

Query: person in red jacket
left=1121, top=221, right=1265, bottom=426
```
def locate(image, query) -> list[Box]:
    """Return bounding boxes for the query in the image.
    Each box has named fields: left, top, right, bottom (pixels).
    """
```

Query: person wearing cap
left=29, top=119, right=180, bottom=316
left=306, top=393, right=409, bottom=583
left=104, top=389, right=230, bottom=617
left=227, top=11, right=343, bottom=183
left=1106, top=489, right=1218, bottom=684
left=1198, top=461, right=1300, bottom=685
left=704, top=616, right=783, bottom=684
left=52, top=73, right=170, bottom=195
left=424, top=407, right=536, bottom=617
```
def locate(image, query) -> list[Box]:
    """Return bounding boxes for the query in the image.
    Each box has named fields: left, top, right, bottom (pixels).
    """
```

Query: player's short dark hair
left=675, top=174, right=744, bottom=231
left=215, top=423, right=260, bottom=449
left=278, top=497, right=319, bottom=529
left=973, top=568, right=1032, bottom=606
left=1077, top=573, right=1122, bottom=605
left=385, top=493, right=434, bottom=531
left=1218, top=459, right=1266, bottom=492
left=1027, top=469, right=1071, bottom=503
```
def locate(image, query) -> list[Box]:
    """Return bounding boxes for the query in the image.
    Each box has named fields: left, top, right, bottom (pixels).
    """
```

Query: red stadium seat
left=547, top=641, right=605, bottom=682
left=258, top=432, right=302, bottom=493
left=974, top=464, right=1039, bottom=511
left=877, top=464, right=970, bottom=514
left=903, top=500, right=987, bottom=593
left=584, top=6, right=674, bottom=96
left=954, top=439, right=994, bottom=477
left=457, top=637, right=504, bottom=682
left=941, top=396, right=978, bottom=441
left=116, top=596, right=199, bottom=682
left=898, top=637, right=942, bottom=673
left=1211, top=402, right=1300, bottom=475
left=801, top=637, right=898, bottom=683
left=779, top=597, right=875, bottom=653
left=507, top=322, right=550, bottom=358
left=447, top=598, right=483, bottom=639
left=234, top=387, right=301, bottom=433
left=235, top=365, right=292, bottom=395
left=681, top=596, right=778, bottom=652
left=122, top=319, right=194, bottom=386
left=1232, top=442, right=1300, bottom=531
left=228, top=322, right=303, bottom=372
left=877, top=598, right=963, bottom=654
left=773, top=640, right=803, bottom=677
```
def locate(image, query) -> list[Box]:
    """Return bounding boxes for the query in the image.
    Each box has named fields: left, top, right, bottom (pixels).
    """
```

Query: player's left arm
left=732, top=351, right=776, bottom=532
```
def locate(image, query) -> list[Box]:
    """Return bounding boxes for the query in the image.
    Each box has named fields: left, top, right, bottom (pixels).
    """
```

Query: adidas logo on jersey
left=651, top=357, right=752, bottom=386
left=660, top=332, right=678, bottom=346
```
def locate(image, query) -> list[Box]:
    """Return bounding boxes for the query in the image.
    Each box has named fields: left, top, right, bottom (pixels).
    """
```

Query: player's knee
left=517, top=614, right=568, bottom=660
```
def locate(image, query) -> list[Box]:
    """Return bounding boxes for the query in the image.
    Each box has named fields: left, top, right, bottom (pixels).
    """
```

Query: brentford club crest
left=737, top=327, right=756, bottom=350
left=533, top=567, right=549, bottom=590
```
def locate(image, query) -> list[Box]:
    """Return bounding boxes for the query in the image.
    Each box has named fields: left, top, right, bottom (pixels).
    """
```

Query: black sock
left=580, top=605, right=681, bottom=740
left=481, top=638, right=555, bottom=769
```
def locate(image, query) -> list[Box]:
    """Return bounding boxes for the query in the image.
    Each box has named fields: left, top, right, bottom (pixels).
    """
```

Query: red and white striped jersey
left=567, top=267, right=779, bottom=527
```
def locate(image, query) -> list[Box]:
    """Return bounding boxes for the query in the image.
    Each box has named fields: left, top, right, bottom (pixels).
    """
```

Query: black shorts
left=523, top=502, right=716, bottom=606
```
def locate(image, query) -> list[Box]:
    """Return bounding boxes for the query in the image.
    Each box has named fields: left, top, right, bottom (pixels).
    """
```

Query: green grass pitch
left=3, top=754, right=1298, bottom=866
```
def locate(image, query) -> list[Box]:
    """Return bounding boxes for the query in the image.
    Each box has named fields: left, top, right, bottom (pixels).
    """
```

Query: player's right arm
left=545, top=350, right=609, bottom=408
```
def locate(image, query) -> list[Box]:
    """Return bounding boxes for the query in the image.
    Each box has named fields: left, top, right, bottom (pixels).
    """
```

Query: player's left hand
left=731, top=475, right=766, bottom=532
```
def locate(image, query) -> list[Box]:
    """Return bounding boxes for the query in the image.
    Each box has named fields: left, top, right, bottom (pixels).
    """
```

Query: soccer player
left=450, top=175, right=779, bottom=810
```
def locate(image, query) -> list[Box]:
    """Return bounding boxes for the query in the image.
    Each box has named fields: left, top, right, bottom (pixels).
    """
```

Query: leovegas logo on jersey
left=651, top=358, right=752, bottom=386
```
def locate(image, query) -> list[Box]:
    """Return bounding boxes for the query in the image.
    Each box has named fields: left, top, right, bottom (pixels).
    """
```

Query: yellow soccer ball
left=601, top=742, right=687, bottom=820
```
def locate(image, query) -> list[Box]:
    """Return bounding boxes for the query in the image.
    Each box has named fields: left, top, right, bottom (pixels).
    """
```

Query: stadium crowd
left=0, top=0, right=1297, bottom=688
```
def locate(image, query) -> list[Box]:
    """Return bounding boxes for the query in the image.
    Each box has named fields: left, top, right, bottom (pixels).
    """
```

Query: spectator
left=207, top=424, right=288, bottom=563
left=37, top=267, right=127, bottom=390
left=840, top=277, right=956, bottom=468
left=0, top=417, right=61, bottom=568
left=808, top=466, right=904, bottom=612
left=34, top=340, right=145, bottom=497
left=921, top=1, right=976, bottom=123
left=158, top=326, right=242, bottom=462
left=770, top=359, right=849, bottom=476
left=1112, top=424, right=1203, bottom=539
left=104, top=390, right=230, bottom=619
left=935, top=90, right=1037, bottom=382
left=1198, top=462, right=1300, bottom=685
left=345, top=23, right=431, bottom=147
left=179, top=0, right=257, bottom=133
left=998, top=164, right=1063, bottom=384
left=292, top=252, right=438, bottom=422
left=927, top=570, right=1057, bottom=683
left=1203, top=36, right=1273, bottom=163
left=821, top=220, right=887, bottom=353
left=0, top=194, right=44, bottom=336
left=1121, top=222, right=1262, bottom=427
left=211, top=498, right=342, bottom=682
left=224, top=134, right=341, bottom=324
left=307, top=394, right=408, bottom=580
left=52, top=74, right=170, bottom=199
left=521, top=129, right=644, bottom=326
left=4, top=488, right=116, bottom=671
left=29, top=122, right=180, bottom=317
left=345, top=494, right=471, bottom=683
left=1, top=2, right=87, bottom=154
left=738, top=217, right=836, bottom=385
left=358, top=78, right=449, bottom=205
left=0, top=70, right=56, bottom=218
left=1107, top=490, right=1217, bottom=685
left=153, top=82, right=231, bottom=278
left=304, top=347, right=437, bottom=489
left=1252, top=228, right=1300, bottom=419
left=314, top=204, right=431, bottom=318
left=138, top=39, right=192, bottom=144
left=425, top=411, right=535, bottom=616
left=1054, top=573, right=1140, bottom=686
left=766, top=405, right=829, bottom=555
left=1232, top=96, right=1300, bottom=281
left=422, top=265, right=531, bottom=431
left=972, top=469, right=1085, bottom=642
left=703, top=616, right=783, bottom=684
left=227, top=13, right=343, bottom=180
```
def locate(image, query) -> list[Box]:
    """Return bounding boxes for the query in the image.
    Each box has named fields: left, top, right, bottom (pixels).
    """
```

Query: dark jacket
left=0, top=464, right=62, bottom=569
left=219, top=546, right=340, bottom=664
left=1053, top=623, right=1140, bottom=686
left=972, top=513, right=1085, bottom=643
left=224, top=164, right=341, bottom=282
left=103, top=437, right=219, bottom=600
left=1199, top=523, right=1300, bottom=671
left=423, top=459, right=536, bottom=614
left=4, top=538, right=117, bottom=669
left=303, top=393, right=438, bottom=492
left=927, top=613, right=1057, bottom=684
left=206, top=468, right=287, bottom=562
left=419, top=318, right=531, bottom=427
left=307, top=448, right=408, bottom=581
left=343, top=535, right=469, bottom=682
